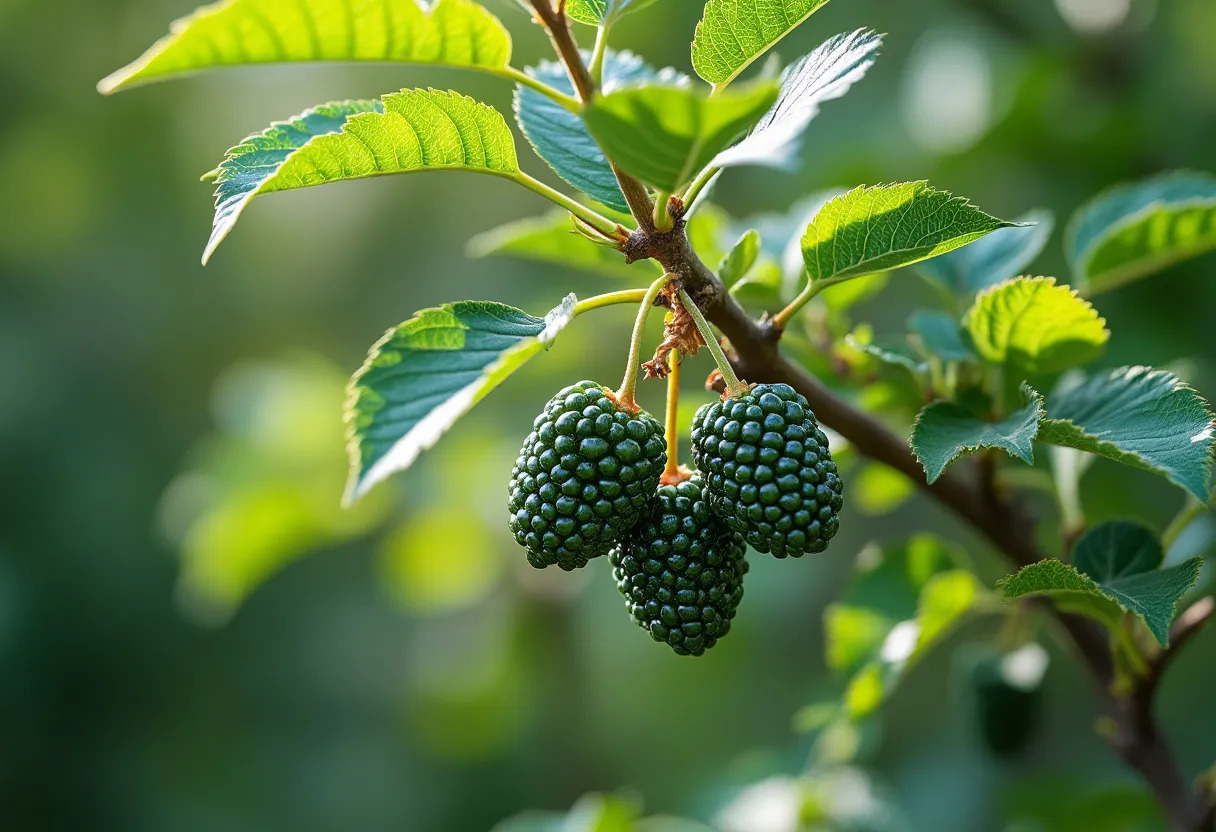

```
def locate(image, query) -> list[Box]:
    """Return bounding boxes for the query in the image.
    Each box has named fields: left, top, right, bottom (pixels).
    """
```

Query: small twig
left=1145, top=597, right=1215, bottom=698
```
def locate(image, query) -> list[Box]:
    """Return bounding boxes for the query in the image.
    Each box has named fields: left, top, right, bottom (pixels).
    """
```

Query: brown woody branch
left=528, top=6, right=1212, bottom=830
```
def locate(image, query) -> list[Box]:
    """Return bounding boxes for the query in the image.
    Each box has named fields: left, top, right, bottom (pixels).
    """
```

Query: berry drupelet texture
left=508, top=380, right=667, bottom=570
left=610, top=474, right=748, bottom=656
left=691, top=383, right=843, bottom=557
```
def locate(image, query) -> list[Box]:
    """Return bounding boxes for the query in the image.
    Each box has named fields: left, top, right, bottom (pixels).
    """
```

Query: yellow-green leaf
left=205, top=89, right=518, bottom=263
left=692, top=0, right=833, bottom=89
left=965, top=276, right=1108, bottom=376
left=99, top=0, right=512, bottom=93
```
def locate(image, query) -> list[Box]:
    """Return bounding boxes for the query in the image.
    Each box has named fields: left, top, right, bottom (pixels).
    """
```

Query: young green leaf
left=582, top=81, right=779, bottom=193
left=345, top=295, right=577, bottom=504
left=1000, top=532, right=1203, bottom=647
left=1038, top=366, right=1216, bottom=501
left=99, top=0, right=511, bottom=93
left=1067, top=170, right=1216, bottom=294
left=566, top=0, right=658, bottom=25
left=692, top=0, right=833, bottom=89
left=800, top=182, right=1016, bottom=290
left=916, top=209, right=1055, bottom=298
left=204, top=89, right=518, bottom=263
left=718, top=229, right=762, bottom=286
left=515, top=50, right=687, bottom=214
left=711, top=29, right=882, bottom=170
left=467, top=211, right=641, bottom=280
left=965, top=276, right=1108, bottom=376
left=910, top=386, right=1043, bottom=484
left=908, top=310, right=975, bottom=362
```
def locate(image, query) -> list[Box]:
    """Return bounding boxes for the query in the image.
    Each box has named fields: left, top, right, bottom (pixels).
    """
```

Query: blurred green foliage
left=2, top=0, right=1215, bottom=829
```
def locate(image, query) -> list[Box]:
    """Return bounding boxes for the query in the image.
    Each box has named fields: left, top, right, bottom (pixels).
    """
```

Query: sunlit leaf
left=917, top=209, right=1054, bottom=297
left=516, top=50, right=686, bottom=213
left=711, top=29, right=882, bottom=169
left=692, top=0, right=833, bottom=88
left=965, top=276, right=1108, bottom=376
left=204, top=90, right=518, bottom=263
left=467, top=211, right=641, bottom=279
left=345, top=295, right=577, bottom=504
left=566, top=0, right=658, bottom=25
left=910, top=386, right=1043, bottom=484
left=1038, top=366, right=1216, bottom=501
left=100, top=0, right=512, bottom=93
left=582, top=80, right=778, bottom=193
left=1067, top=170, right=1216, bottom=294
left=800, top=182, right=1015, bottom=290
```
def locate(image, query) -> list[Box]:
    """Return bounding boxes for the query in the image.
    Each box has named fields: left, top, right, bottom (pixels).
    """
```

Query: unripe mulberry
left=691, top=383, right=843, bottom=557
left=610, top=474, right=748, bottom=656
left=508, top=380, right=666, bottom=570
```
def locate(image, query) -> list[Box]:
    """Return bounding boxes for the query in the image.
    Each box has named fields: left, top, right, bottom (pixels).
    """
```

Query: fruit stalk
left=661, top=348, right=686, bottom=485
left=676, top=287, right=748, bottom=397
left=615, top=273, right=672, bottom=410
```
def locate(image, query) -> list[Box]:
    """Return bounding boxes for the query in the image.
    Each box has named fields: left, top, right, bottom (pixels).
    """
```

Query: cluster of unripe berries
left=508, top=379, right=844, bottom=655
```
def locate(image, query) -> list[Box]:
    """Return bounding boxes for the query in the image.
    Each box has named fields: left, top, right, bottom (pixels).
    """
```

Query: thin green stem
left=652, top=191, right=674, bottom=232
left=772, top=278, right=828, bottom=330
left=677, top=287, right=748, bottom=396
left=589, top=21, right=611, bottom=84
left=498, top=66, right=581, bottom=112
left=616, top=274, right=672, bottom=409
left=681, top=166, right=719, bottom=213
left=1162, top=497, right=1211, bottom=553
left=573, top=289, right=647, bottom=316
left=515, top=172, right=625, bottom=238
left=661, top=348, right=685, bottom=483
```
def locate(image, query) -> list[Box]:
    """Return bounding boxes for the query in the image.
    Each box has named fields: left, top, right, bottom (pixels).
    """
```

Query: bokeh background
left=2, top=0, right=1215, bottom=829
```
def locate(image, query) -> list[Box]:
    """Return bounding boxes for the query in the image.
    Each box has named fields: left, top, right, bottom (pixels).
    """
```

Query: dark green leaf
left=1072, top=520, right=1163, bottom=581
left=1038, top=366, right=1215, bottom=501
left=515, top=50, right=685, bottom=213
left=910, top=386, right=1043, bottom=484
left=1067, top=170, right=1216, bottom=294
left=345, top=295, right=577, bottom=504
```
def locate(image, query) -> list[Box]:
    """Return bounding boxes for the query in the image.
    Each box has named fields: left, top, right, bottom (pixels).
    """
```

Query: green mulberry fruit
left=508, top=380, right=666, bottom=570
left=691, top=383, right=843, bottom=557
left=610, top=474, right=748, bottom=656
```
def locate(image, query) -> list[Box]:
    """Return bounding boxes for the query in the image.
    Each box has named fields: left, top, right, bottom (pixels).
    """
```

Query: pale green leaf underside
left=99, top=0, right=512, bottom=93
left=911, top=386, right=1043, bottom=484
left=965, top=276, right=1108, bottom=376
left=692, top=0, right=832, bottom=87
left=800, top=181, right=1015, bottom=288
left=1038, top=366, right=1216, bottom=501
left=345, top=295, right=577, bottom=504
left=582, top=81, right=778, bottom=193
left=205, top=88, right=518, bottom=263
left=1067, top=170, right=1216, bottom=294
left=566, top=0, right=657, bottom=25
left=1000, top=556, right=1203, bottom=646
left=466, top=210, right=643, bottom=280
